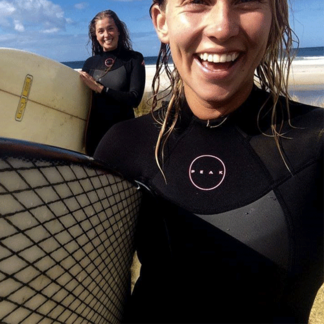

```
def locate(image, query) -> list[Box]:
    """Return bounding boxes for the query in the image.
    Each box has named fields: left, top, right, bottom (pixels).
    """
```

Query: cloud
left=14, top=19, right=24, bottom=32
left=75, top=2, right=88, bottom=10
left=41, top=27, right=60, bottom=34
left=0, top=0, right=69, bottom=33
left=0, top=1, right=15, bottom=15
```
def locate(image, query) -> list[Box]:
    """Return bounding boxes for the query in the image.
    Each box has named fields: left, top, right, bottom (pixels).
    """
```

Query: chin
left=201, top=88, right=231, bottom=103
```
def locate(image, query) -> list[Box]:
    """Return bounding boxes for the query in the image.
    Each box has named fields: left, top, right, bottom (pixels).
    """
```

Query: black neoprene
left=82, top=48, right=145, bottom=155
left=95, top=87, right=323, bottom=323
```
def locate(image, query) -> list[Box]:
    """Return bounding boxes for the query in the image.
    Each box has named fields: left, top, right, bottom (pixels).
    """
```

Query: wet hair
left=88, top=10, right=132, bottom=55
left=149, top=0, right=298, bottom=176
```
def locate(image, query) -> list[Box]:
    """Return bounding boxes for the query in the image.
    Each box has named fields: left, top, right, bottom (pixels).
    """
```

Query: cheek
left=243, top=13, right=272, bottom=47
left=167, top=16, right=199, bottom=50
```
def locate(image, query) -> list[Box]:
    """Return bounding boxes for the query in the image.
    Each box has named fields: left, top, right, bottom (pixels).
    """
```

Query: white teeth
left=220, top=54, right=228, bottom=63
left=232, top=53, right=239, bottom=61
left=213, top=54, right=220, bottom=63
left=199, top=52, right=239, bottom=63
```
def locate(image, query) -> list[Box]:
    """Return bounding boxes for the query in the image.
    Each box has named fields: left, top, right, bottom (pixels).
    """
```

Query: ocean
left=64, top=46, right=324, bottom=106
left=62, top=46, right=323, bottom=69
left=62, top=55, right=158, bottom=69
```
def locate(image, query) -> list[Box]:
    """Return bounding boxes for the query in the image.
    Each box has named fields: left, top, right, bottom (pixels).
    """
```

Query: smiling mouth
left=197, top=52, right=240, bottom=70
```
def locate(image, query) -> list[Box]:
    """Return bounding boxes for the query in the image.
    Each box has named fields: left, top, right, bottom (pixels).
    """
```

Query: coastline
left=143, top=59, right=324, bottom=106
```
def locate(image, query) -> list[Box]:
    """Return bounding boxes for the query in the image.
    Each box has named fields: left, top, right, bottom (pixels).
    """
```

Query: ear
left=151, top=4, right=169, bottom=44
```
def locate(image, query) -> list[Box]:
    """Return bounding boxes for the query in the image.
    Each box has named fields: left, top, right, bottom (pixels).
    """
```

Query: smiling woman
left=93, top=0, right=323, bottom=323
left=79, top=10, right=146, bottom=156
left=152, top=0, right=273, bottom=119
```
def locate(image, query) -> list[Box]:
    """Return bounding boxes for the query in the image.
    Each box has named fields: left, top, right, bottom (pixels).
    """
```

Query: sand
left=289, top=58, right=324, bottom=86
left=144, top=59, right=324, bottom=107
left=144, top=59, right=324, bottom=87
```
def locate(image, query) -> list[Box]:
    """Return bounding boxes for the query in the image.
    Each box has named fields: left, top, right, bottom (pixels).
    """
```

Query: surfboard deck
left=0, top=138, right=142, bottom=324
left=0, top=48, right=91, bottom=153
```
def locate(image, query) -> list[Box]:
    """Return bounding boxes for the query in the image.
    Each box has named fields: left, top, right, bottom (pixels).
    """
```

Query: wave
left=294, top=56, right=324, bottom=61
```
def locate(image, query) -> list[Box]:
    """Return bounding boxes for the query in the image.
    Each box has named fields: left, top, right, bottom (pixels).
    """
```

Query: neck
left=184, top=84, right=253, bottom=121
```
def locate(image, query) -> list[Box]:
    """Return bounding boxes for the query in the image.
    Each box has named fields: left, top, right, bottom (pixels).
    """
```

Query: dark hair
left=88, top=10, right=132, bottom=55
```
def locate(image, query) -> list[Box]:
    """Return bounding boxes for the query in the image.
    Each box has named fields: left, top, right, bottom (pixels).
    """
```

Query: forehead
left=95, top=16, right=116, bottom=29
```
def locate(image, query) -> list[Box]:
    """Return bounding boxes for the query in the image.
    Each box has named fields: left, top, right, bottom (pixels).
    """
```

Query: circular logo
left=189, top=155, right=226, bottom=191
left=105, top=58, right=115, bottom=68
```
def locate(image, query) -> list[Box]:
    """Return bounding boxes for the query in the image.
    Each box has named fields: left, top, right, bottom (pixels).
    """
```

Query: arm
left=79, top=71, right=104, bottom=93
left=80, top=56, right=104, bottom=93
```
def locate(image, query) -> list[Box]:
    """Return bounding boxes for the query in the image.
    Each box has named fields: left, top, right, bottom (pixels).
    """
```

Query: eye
left=234, top=0, right=267, bottom=9
left=235, top=0, right=256, bottom=3
left=181, top=0, right=210, bottom=11
left=182, top=0, right=209, bottom=6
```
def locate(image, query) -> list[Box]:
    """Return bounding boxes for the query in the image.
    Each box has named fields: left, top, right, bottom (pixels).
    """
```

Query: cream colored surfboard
left=0, top=138, right=142, bottom=323
left=0, top=48, right=91, bottom=153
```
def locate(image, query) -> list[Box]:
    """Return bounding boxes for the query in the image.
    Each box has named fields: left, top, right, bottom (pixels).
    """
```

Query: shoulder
left=82, top=55, right=101, bottom=70
left=128, top=49, right=144, bottom=60
left=281, top=99, right=323, bottom=169
left=110, top=112, right=159, bottom=138
left=286, top=99, right=323, bottom=134
left=120, top=49, right=144, bottom=63
left=83, top=55, right=99, bottom=64
left=94, top=113, right=160, bottom=179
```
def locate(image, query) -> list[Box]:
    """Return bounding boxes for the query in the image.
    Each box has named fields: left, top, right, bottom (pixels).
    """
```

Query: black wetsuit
left=82, top=48, right=145, bottom=155
left=94, top=87, right=323, bottom=324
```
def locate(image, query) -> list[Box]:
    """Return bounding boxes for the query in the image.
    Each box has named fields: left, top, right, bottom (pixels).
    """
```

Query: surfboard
left=0, top=138, right=142, bottom=324
left=0, top=48, right=91, bottom=153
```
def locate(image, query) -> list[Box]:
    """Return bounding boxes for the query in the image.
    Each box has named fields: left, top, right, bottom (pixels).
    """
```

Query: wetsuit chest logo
left=105, top=58, right=115, bottom=68
left=189, top=155, right=226, bottom=191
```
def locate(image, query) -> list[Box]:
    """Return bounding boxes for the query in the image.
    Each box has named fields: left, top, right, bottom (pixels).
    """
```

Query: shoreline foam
left=143, top=59, right=324, bottom=106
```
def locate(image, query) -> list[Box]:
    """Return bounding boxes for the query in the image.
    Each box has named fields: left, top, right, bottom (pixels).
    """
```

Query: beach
left=142, top=58, right=324, bottom=108
left=288, top=58, right=324, bottom=106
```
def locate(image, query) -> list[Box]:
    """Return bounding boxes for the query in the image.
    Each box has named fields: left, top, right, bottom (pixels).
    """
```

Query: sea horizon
left=62, top=46, right=324, bottom=70
left=65, top=46, right=324, bottom=107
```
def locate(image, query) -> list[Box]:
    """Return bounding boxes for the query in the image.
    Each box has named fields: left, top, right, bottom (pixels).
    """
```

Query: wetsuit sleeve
left=100, top=53, right=146, bottom=108
left=82, top=58, right=92, bottom=73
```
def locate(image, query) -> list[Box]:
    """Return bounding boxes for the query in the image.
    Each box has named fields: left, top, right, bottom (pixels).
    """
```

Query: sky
left=0, top=0, right=323, bottom=63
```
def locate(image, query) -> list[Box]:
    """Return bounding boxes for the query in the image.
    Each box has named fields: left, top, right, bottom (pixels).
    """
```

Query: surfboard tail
left=0, top=138, right=142, bottom=323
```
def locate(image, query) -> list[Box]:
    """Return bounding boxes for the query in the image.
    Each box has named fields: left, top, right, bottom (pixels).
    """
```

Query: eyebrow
left=97, top=25, right=115, bottom=30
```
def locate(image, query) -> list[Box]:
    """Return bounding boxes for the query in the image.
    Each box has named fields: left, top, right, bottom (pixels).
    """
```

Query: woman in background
left=95, top=0, right=323, bottom=323
left=80, top=10, right=145, bottom=156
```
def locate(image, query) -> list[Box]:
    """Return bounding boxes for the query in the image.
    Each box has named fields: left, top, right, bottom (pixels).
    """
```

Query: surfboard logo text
left=16, top=74, right=33, bottom=122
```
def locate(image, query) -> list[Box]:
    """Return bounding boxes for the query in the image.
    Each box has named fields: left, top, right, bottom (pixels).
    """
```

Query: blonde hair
left=150, top=0, right=298, bottom=177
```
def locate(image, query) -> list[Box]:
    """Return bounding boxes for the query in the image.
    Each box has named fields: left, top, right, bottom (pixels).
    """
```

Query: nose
left=203, top=2, right=239, bottom=42
left=103, top=29, right=110, bottom=38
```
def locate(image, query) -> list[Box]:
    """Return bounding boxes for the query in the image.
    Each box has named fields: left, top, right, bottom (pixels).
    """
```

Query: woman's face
left=152, top=0, right=273, bottom=119
left=95, top=17, right=120, bottom=52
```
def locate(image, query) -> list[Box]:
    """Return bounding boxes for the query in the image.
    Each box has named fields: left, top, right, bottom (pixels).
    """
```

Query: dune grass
left=136, top=92, right=324, bottom=118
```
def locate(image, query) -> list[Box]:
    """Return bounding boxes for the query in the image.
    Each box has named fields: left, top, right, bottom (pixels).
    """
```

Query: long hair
left=150, top=0, right=299, bottom=176
left=88, top=10, right=132, bottom=55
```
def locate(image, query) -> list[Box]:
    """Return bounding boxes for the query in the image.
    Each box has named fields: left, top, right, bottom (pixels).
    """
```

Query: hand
left=79, top=71, right=104, bottom=93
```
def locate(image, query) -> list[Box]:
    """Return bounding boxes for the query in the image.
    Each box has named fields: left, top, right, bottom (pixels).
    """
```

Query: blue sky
left=0, top=0, right=323, bottom=63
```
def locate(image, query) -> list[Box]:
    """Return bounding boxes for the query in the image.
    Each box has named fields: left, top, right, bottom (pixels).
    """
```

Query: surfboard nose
left=0, top=48, right=91, bottom=153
